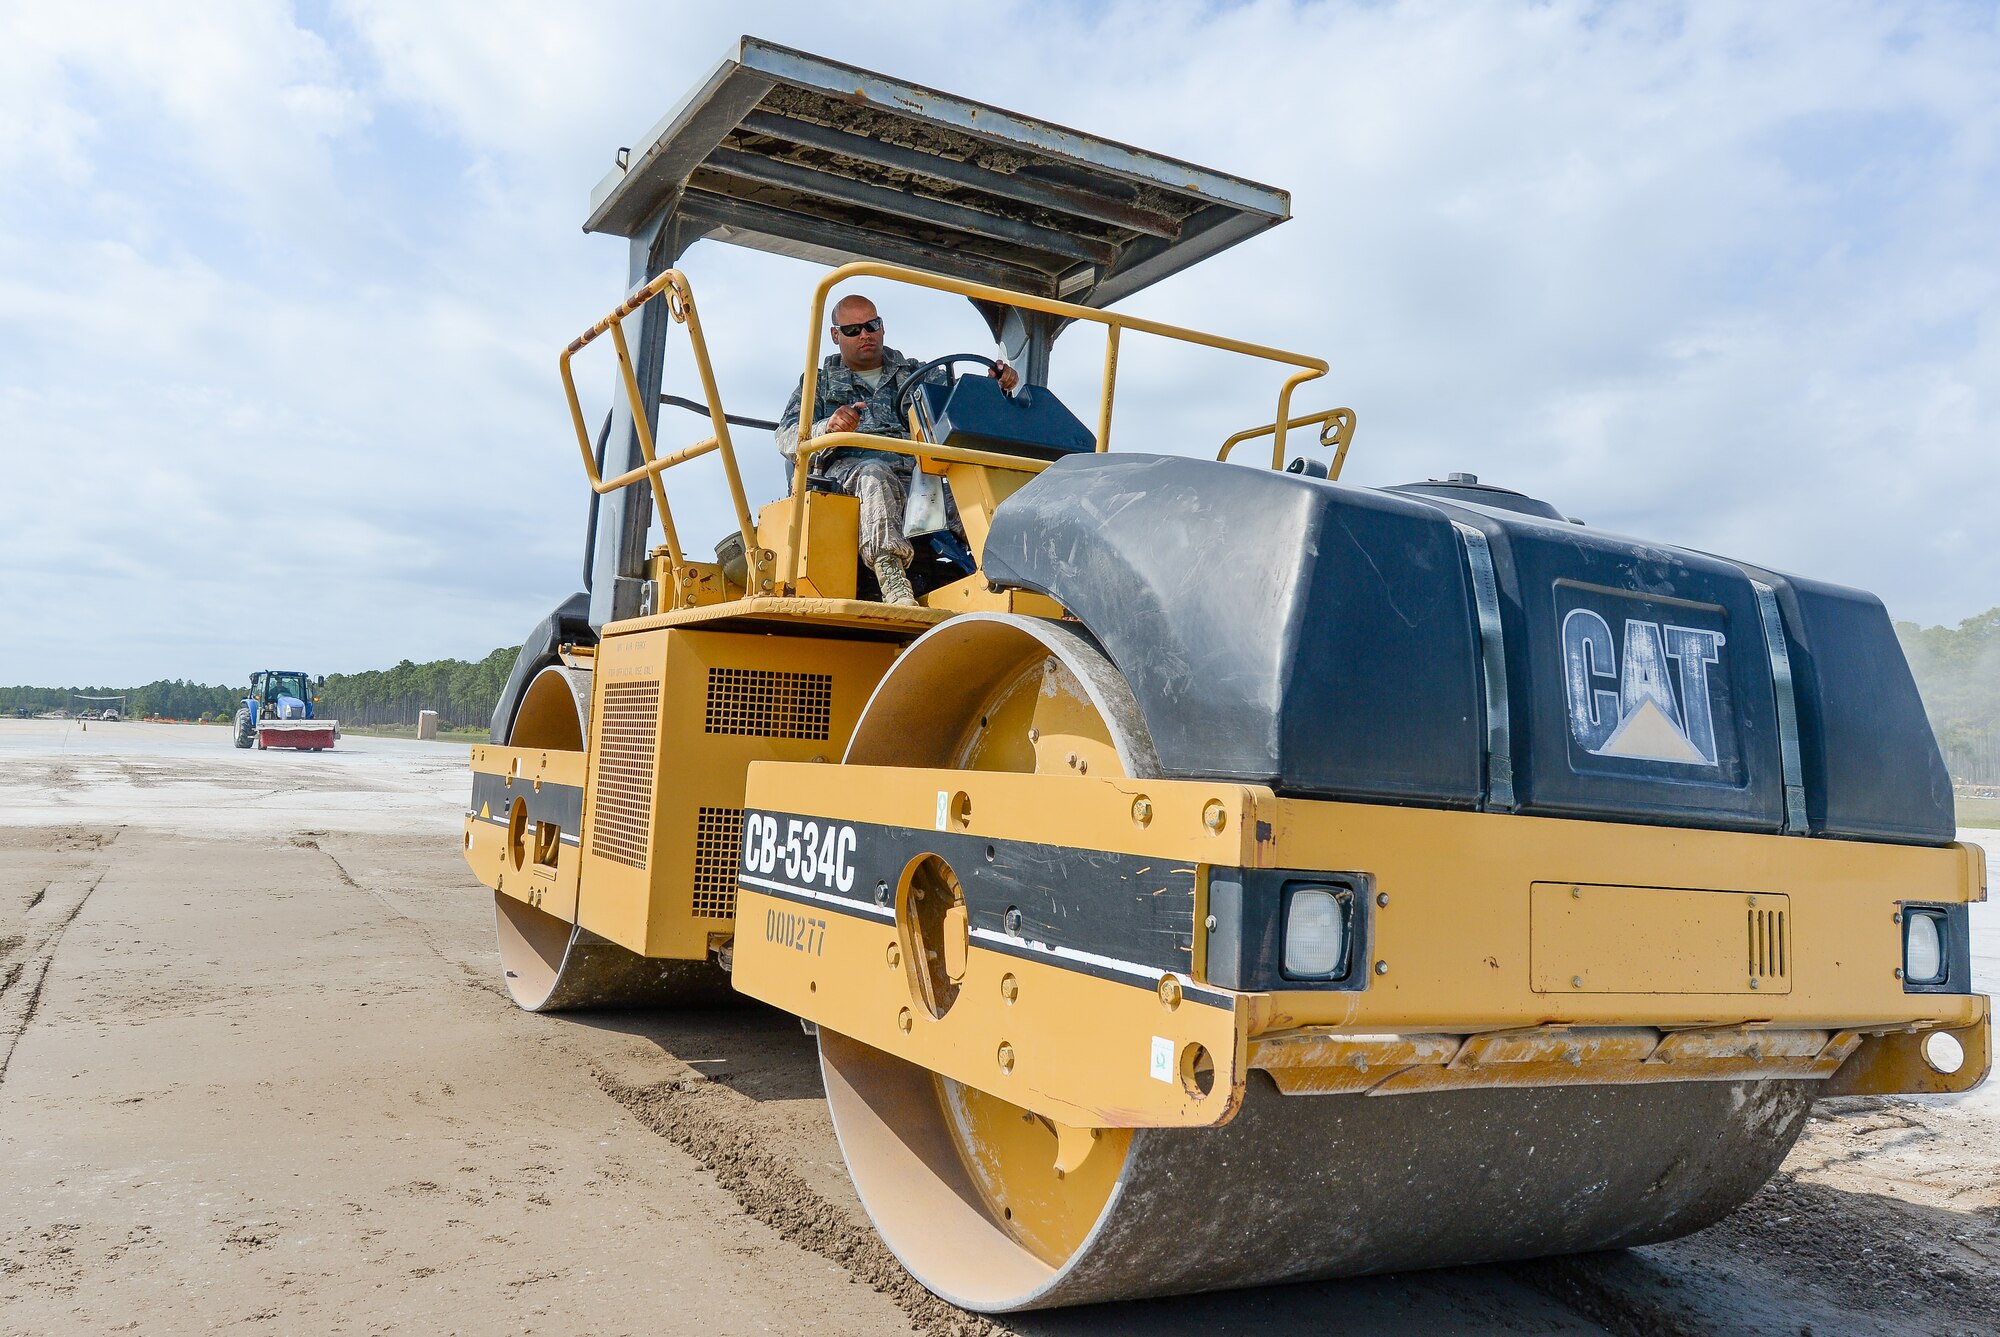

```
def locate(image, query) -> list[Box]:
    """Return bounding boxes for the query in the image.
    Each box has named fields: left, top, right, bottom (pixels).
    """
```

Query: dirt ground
left=2, top=720, right=1996, bottom=1336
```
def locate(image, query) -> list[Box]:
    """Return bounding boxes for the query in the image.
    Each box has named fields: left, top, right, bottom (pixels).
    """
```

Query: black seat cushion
left=914, top=378, right=1095, bottom=461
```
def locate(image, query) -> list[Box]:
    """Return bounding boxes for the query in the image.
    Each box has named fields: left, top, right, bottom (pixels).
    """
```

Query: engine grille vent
left=693, top=806, right=744, bottom=919
left=1748, top=906, right=1787, bottom=983
left=589, top=679, right=660, bottom=869
left=705, top=667, right=833, bottom=740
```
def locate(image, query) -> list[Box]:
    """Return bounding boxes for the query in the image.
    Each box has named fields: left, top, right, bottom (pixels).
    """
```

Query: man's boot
left=872, top=554, right=918, bottom=606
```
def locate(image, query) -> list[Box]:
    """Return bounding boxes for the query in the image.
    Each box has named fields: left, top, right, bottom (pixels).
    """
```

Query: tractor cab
left=253, top=671, right=316, bottom=718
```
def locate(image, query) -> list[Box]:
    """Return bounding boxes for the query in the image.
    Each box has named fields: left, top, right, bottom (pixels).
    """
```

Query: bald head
left=829, top=293, right=883, bottom=371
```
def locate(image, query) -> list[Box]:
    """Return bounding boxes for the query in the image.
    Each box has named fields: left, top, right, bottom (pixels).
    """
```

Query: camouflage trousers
left=820, top=453, right=963, bottom=569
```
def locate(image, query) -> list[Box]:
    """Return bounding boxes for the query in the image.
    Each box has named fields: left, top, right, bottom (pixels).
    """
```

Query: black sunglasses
left=833, top=317, right=883, bottom=337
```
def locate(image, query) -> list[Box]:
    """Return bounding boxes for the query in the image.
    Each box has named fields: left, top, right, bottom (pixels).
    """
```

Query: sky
left=1, top=0, right=1997, bottom=687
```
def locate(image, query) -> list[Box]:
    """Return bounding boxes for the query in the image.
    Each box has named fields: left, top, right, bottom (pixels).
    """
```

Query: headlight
left=1904, top=909, right=1947, bottom=986
left=1283, top=885, right=1351, bottom=980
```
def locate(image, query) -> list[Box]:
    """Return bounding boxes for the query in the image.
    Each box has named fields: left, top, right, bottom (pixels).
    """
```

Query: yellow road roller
left=465, top=37, right=1989, bottom=1312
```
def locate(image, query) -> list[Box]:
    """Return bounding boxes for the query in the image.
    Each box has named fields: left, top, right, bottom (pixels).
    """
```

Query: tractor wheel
left=814, top=613, right=1818, bottom=1312
left=233, top=707, right=254, bottom=749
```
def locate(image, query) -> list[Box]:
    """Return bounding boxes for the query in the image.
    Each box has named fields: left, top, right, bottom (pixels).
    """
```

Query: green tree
left=1896, top=607, right=2000, bottom=783
left=4, top=649, right=521, bottom=730
left=316, top=647, right=518, bottom=730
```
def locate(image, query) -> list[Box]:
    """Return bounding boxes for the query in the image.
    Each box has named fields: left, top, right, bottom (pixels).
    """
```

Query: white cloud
left=0, top=1, right=364, bottom=227
left=2, top=0, right=1998, bottom=689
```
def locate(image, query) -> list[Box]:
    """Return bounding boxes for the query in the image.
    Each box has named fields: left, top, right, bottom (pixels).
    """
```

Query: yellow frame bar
left=554, top=259, right=1348, bottom=604
left=786, top=260, right=1336, bottom=592
left=557, top=270, right=757, bottom=585
left=1218, top=407, right=1358, bottom=476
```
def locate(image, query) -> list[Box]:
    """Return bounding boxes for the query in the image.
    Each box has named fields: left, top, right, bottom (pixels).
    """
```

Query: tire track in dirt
left=1509, top=1256, right=1714, bottom=1337
left=0, top=830, right=121, bottom=1085
left=1689, top=1167, right=2000, bottom=1328
left=1509, top=1156, right=2000, bottom=1337
left=599, top=1069, right=993, bottom=1337
left=292, top=834, right=362, bottom=890
left=291, top=834, right=500, bottom=996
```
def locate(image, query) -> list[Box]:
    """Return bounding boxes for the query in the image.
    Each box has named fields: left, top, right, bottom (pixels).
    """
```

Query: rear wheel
left=492, top=663, right=727, bottom=1012
left=817, top=614, right=1819, bottom=1312
left=232, top=707, right=253, bottom=749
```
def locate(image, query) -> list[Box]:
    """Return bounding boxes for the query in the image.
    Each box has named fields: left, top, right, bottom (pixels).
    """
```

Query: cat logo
left=1562, top=609, right=1725, bottom=767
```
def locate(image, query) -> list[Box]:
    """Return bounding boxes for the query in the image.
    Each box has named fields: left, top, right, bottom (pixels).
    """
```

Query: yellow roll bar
left=1218, top=407, right=1358, bottom=476
left=787, top=260, right=1339, bottom=592
left=557, top=259, right=1351, bottom=603
left=557, top=270, right=757, bottom=584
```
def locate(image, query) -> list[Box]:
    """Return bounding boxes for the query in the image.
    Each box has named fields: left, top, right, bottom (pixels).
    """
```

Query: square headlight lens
left=1904, top=909, right=1946, bottom=986
left=1283, top=886, right=1350, bottom=980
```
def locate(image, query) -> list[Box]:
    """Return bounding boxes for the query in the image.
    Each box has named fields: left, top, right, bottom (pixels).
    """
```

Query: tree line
left=317, top=647, right=517, bottom=729
left=1, top=647, right=520, bottom=731
left=1897, top=606, right=2000, bottom=785
left=0, top=679, right=239, bottom=721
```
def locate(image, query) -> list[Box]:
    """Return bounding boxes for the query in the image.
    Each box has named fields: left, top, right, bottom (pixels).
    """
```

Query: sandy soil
left=1, top=720, right=1995, bottom=1336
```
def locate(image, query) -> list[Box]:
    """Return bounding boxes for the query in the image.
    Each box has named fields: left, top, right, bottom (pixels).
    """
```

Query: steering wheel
left=894, top=353, right=1000, bottom=417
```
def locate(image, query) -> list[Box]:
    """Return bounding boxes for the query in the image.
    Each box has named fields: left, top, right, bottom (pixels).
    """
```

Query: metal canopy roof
left=585, top=37, right=1290, bottom=308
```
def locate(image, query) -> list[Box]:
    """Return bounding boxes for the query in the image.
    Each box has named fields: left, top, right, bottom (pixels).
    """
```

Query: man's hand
left=827, top=400, right=866, bottom=434
left=990, top=360, right=1020, bottom=394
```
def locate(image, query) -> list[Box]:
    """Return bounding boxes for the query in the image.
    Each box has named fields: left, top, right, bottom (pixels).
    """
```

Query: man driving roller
left=775, top=294, right=1018, bottom=605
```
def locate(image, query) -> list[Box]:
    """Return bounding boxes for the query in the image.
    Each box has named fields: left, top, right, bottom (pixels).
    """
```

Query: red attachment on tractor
left=255, top=720, right=338, bottom=751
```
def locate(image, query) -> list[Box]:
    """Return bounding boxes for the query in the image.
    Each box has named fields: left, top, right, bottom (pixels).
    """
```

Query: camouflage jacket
left=774, top=347, right=946, bottom=466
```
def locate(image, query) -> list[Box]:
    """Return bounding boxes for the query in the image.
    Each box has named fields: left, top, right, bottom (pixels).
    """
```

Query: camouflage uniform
left=775, top=347, right=957, bottom=568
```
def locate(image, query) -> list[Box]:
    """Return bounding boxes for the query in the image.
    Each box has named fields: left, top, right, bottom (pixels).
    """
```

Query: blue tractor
left=233, top=670, right=338, bottom=751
